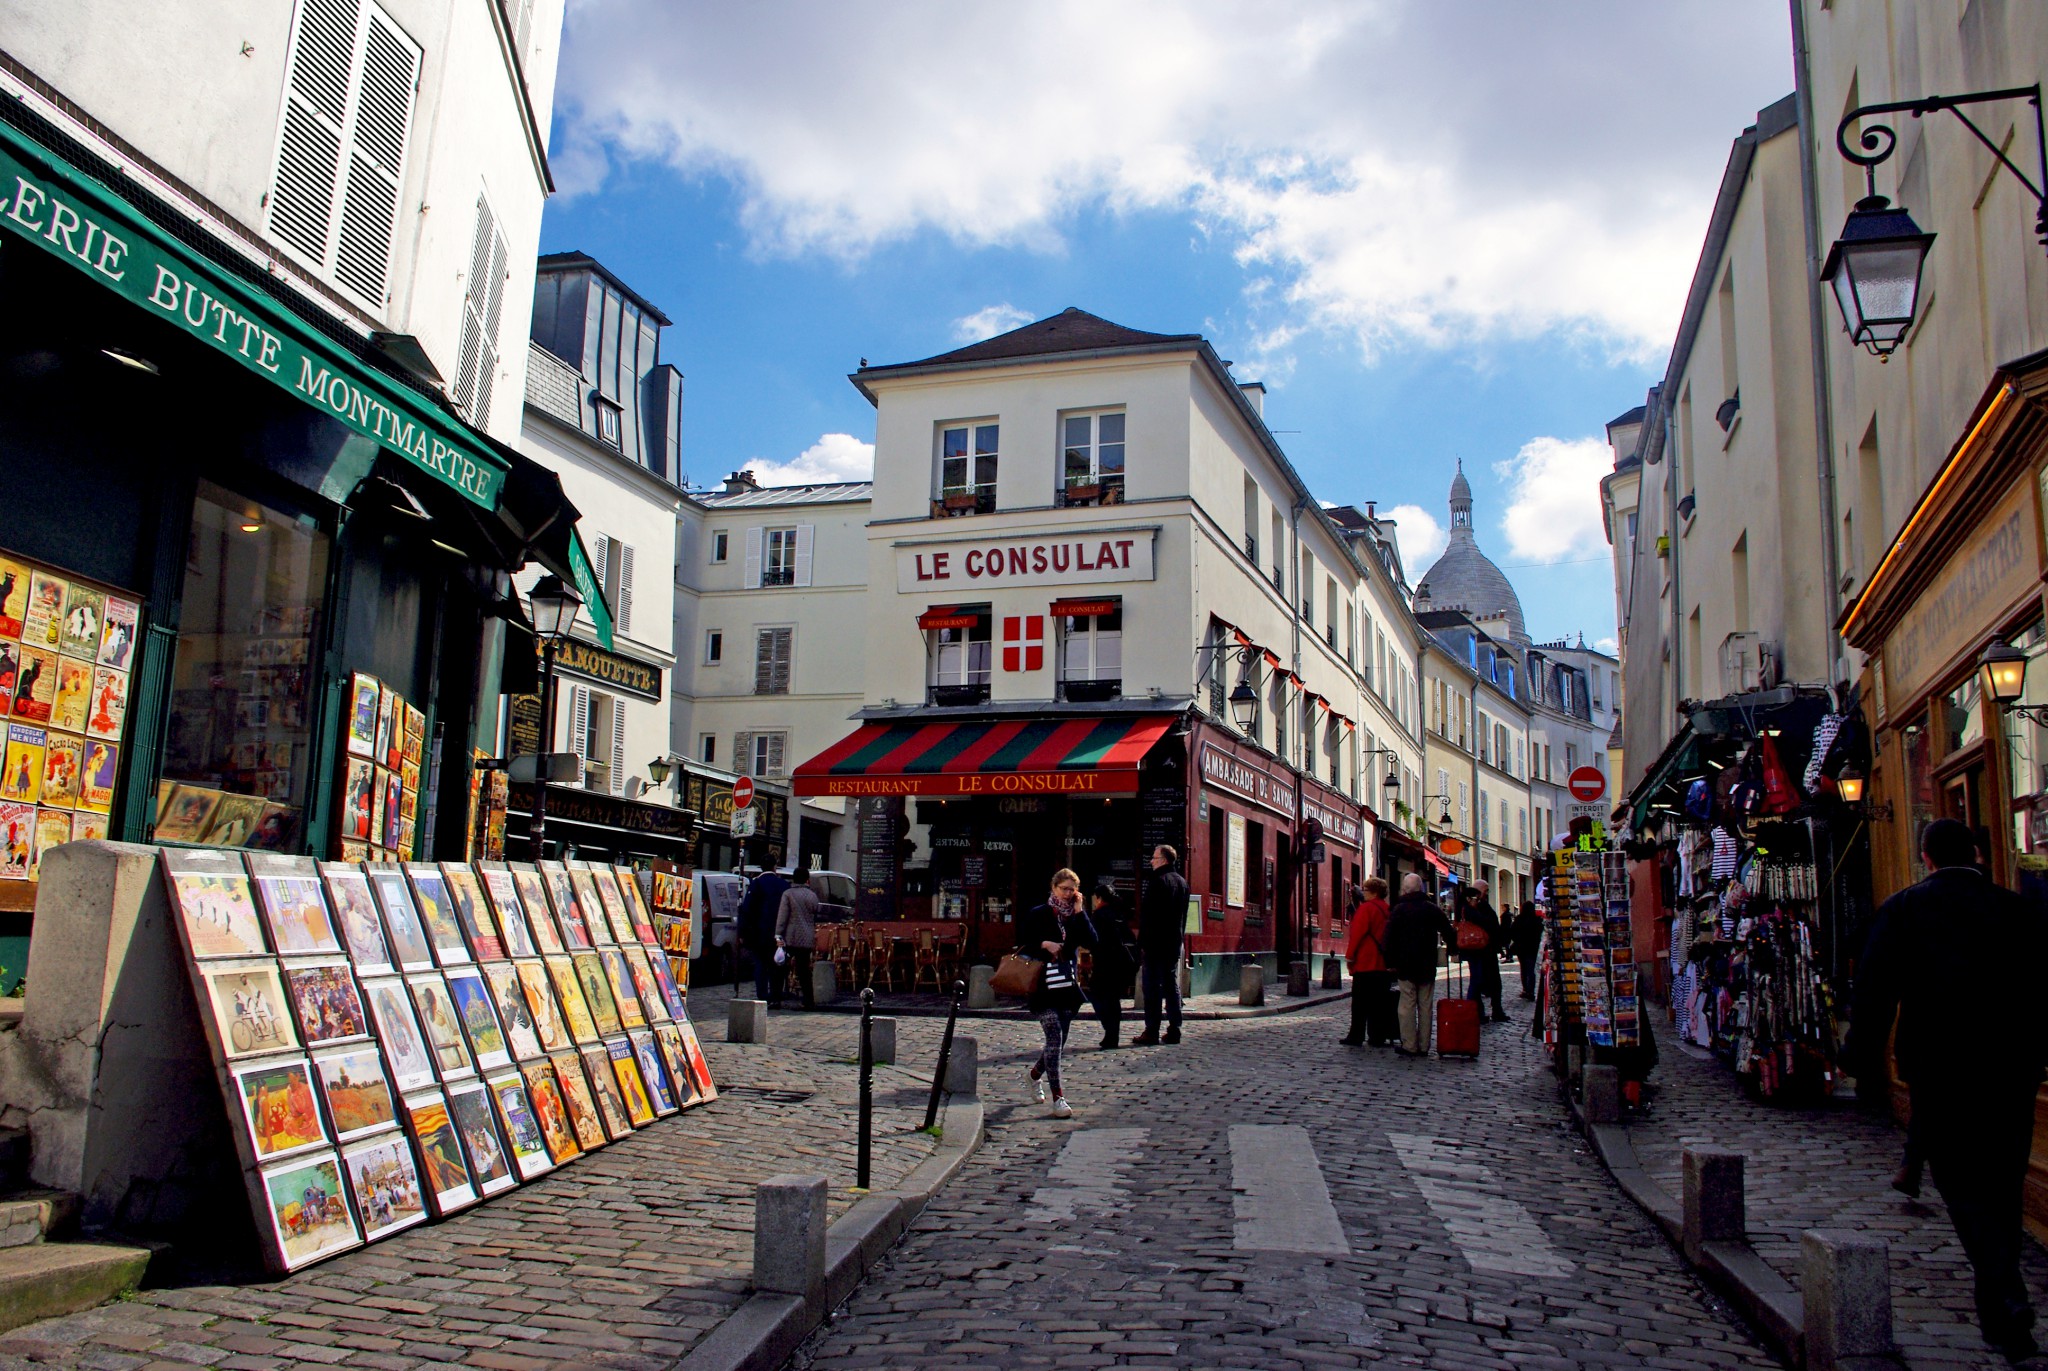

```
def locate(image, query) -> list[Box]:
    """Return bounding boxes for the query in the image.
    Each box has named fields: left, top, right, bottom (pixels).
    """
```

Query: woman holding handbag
left=1019, top=868, right=1087, bottom=1118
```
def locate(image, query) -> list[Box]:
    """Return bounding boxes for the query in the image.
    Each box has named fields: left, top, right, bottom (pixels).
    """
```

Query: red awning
left=1049, top=598, right=1119, bottom=618
left=1424, top=847, right=1453, bottom=876
left=793, top=714, right=1173, bottom=798
left=917, top=608, right=981, bottom=630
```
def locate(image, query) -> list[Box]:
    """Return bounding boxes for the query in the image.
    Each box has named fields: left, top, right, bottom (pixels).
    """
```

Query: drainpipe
left=1790, top=0, right=1846, bottom=680
left=1666, top=400, right=1685, bottom=727
left=1287, top=494, right=1311, bottom=970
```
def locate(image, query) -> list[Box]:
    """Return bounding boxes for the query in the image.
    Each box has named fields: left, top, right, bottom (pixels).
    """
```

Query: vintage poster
left=29, top=807, right=72, bottom=879
left=0, top=558, right=27, bottom=638
left=653, top=1024, right=700, bottom=1108
left=516, top=1061, right=579, bottom=1165
left=248, top=861, right=341, bottom=957
left=407, top=973, right=474, bottom=1078
left=39, top=732, right=83, bottom=810
left=346, top=674, right=380, bottom=759
left=606, top=1037, right=655, bottom=1127
left=47, top=657, right=90, bottom=733
left=0, top=801, right=32, bottom=880
left=361, top=976, right=436, bottom=1093
left=257, top=1151, right=360, bottom=1270
left=405, top=864, right=469, bottom=965
left=340, top=1132, right=427, bottom=1241
left=205, top=793, right=269, bottom=848
left=1, top=724, right=45, bottom=805
left=97, top=594, right=139, bottom=671
left=283, top=962, right=369, bottom=1046
left=479, top=866, right=536, bottom=958
left=162, top=852, right=267, bottom=959
left=340, top=759, right=374, bottom=842
left=1226, top=811, right=1247, bottom=907
left=77, top=739, right=117, bottom=814
left=364, top=867, right=434, bottom=972
left=155, top=784, right=223, bottom=842
left=443, top=966, right=510, bottom=1072
left=674, top=1020, right=718, bottom=1102
left=202, top=960, right=298, bottom=1059
left=629, top=1030, right=679, bottom=1117
left=576, top=1043, right=634, bottom=1140
left=514, top=959, right=570, bottom=1054
left=85, top=666, right=126, bottom=740
left=231, top=1056, right=326, bottom=1162
left=441, top=864, right=502, bottom=961
left=588, top=869, right=636, bottom=944
left=375, top=687, right=398, bottom=768
left=544, top=955, right=600, bottom=1044
left=325, top=867, right=393, bottom=977
left=247, top=803, right=297, bottom=851
left=380, top=769, right=403, bottom=852
left=400, top=1091, right=477, bottom=1217
left=21, top=571, right=64, bottom=649
left=573, top=951, right=623, bottom=1036
left=10, top=647, right=54, bottom=724
left=445, top=1080, right=515, bottom=1197
left=493, top=1069, right=557, bottom=1178
left=618, top=945, right=672, bottom=1025
left=511, top=867, right=564, bottom=955
left=599, top=949, right=646, bottom=1030
left=548, top=1053, right=608, bottom=1151
left=69, top=811, right=108, bottom=842
left=58, top=583, right=102, bottom=660
left=541, top=862, right=594, bottom=949
left=313, top=1045, right=398, bottom=1143
left=0, top=640, right=17, bottom=716
left=482, top=962, right=543, bottom=1061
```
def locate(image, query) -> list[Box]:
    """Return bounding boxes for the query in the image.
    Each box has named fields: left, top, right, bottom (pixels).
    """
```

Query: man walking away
left=1511, top=901, right=1544, bottom=1000
left=1385, top=874, right=1455, bottom=1056
left=1461, top=882, right=1509, bottom=1022
left=1339, top=876, right=1395, bottom=1047
left=1131, top=845, right=1188, bottom=1046
left=774, top=867, right=820, bottom=1010
left=1852, top=818, right=2048, bottom=1358
left=1079, top=882, right=1136, bottom=1048
left=737, top=867, right=790, bottom=1004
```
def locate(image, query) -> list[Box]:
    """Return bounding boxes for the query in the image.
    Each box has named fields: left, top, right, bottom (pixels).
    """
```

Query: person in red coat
left=1339, top=876, right=1395, bottom=1047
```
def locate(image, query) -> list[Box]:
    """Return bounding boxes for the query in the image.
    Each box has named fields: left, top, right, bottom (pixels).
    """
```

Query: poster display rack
left=161, top=849, right=713, bottom=1273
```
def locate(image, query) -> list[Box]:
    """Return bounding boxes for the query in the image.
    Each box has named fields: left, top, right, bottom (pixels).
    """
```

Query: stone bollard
left=812, top=959, right=838, bottom=1006
left=1287, top=960, right=1311, bottom=997
left=1802, top=1229, right=1894, bottom=1369
left=753, top=1174, right=828, bottom=1302
left=1565, top=1043, right=1585, bottom=1082
left=1239, top=964, right=1266, bottom=1007
left=1582, top=1064, right=1621, bottom=1124
left=943, top=1034, right=978, bottom=1095
left=966, top=964, right=996, bottom=1009
left=1681, top=1146, right=1746, bottom=1265
left=1322, top=958, right=1343, bottom=990
left=1179, top=961, right=1192, bottom=998
left=727, top=997, right=768, bottom=1044
left=869, top=1017, right=897, bottom=1067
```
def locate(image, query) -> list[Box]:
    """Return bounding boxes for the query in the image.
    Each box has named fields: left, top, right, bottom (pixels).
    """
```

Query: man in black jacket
left=1461, top=882, right=1509, bottom=1022
left=1131, top=845, right=1188, bottom=1046
left=1852, top=818, right=2048, bottom=1358
left=736, top=868, right=790, bottom=1005
left=1510, top=902, right=1545, bottom=1000
left=1385, top=874, right=1456, bottom=1056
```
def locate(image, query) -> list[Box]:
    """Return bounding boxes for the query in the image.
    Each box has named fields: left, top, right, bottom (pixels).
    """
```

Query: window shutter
left=454, top=193, right=506, bottom=421
left=270, top=0, right=356, bottom=264
left=743, top=528, right=763, bottom=588
left=593, top=534, right=610, bottom=586
left=733, top=732, right=753, bottom=777
left=610, top=698, right=627, bottom=796
left=767, top=733, right=786, bottom=775
left=504, top=0, right=535, bottom=56
left=331, top=6, right=417, bottom=307
left=568, top=685, right=590, bottom=761
left=793, top=525, right=814, bottom=588
left=617, top=544, right=635, bottom=636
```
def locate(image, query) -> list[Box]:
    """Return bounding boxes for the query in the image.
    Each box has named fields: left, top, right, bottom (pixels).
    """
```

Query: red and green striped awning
left=792, top=715, right=1174, bottom=798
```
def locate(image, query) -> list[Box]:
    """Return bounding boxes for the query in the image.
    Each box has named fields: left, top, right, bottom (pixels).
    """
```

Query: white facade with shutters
left=672, top=478, right=873, bottom=873
left=1, top=0, right=563, bottom=444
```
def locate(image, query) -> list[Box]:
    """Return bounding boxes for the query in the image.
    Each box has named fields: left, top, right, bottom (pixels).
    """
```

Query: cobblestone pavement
left=781, top=980, right=1780, bottom=1371
left=0, top=1032, right=934, bottom=1371
left=1631, top=1036, right=2048, bottom=1369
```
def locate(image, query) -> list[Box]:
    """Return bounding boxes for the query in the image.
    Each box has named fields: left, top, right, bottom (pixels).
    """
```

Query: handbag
left=1042, top=958, right=1077, bottom=992
left=1453, top=919, right=1491, bottom=953
left=990, top=953, right=1043, bottom=998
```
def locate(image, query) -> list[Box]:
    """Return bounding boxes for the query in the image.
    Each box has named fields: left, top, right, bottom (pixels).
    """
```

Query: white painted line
left=1228, top=1124, right=1351, bottom=1255
left=1025, top=1127, right=1149, bottom=1224
left=1389, top=1132, right=1575, bottom=1277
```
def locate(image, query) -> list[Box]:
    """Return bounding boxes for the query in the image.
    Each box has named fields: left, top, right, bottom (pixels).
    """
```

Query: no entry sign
left=1567, top=766, right=1606, bottom=803
left=733, top=776, right=756, bottom=809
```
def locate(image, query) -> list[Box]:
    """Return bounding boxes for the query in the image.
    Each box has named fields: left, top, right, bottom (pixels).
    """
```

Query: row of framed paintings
left=160, top=849, right=714, bottom=1273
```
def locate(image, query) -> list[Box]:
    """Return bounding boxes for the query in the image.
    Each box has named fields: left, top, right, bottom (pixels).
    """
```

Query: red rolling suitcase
left=1436, top=947, right=1481, bottom=1059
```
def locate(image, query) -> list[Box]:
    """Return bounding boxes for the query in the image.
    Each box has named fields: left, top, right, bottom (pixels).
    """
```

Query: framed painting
left=548, top=1052, right=609, bottom=1152
left=445, top=1079, right=515, bottom=1197
left=442, top=966, right=511, bottom=1072
left=488, top=1070, right=555, bottom=1180
left=481, top=962, right=544, bottom=1062
left=675, top=1020, right=718, bottom=1103
left=588, top=868, right=636, bottom=945
left=577, top=1043, right=635, bottom=1141
left=516, top=1059, right=581, bottom=1166
left=247, top=856, right=341, bottom=957
left=360, top=975, right=437, bottom=1093
left=514, top=959, right=572, bottom=1054
left=364, top=865, right=434, bottom=972
left=568, top=867, right=615, bottom=945
left=340, top=1132, right=428, bottom=1242
left=407, top=972, right=475, bottom=1079
left=257, top=1151, right=361, bottom=1271
left=312, top=1045, right=399, bottom=1144
left=478, top=864, right=537, bottom=957
left=440, top=864, right=503, bottom=961
left=598, top=948, right=647, bottom=1030
left=404, top=864, right=470, bottom=966
left=202, top=960, right=298, bottom=1060
left=653, top=1024, right=701, bottom=1109
left=612, top=866, right=660, bottom=944
left=161, top=849, right=266, bottom=960
left=401, top=1090, right=477, bottom=1216
left=572, top=951, right=623, bottom=1037
left=281, top=959, right=370, bottom=1047
left=627, top=1029, right=679, bottom=1118
left=323, top=864, right=393, bottom=977
left=231, top=1055, right=327, bottom=1163
left=538, top=861, right=593, bottom=951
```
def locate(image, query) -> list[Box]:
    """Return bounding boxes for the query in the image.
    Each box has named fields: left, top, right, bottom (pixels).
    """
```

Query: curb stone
left=780, top=986, right=1350, bottom=1022
left=672, top=1092, right=985, bottom=1371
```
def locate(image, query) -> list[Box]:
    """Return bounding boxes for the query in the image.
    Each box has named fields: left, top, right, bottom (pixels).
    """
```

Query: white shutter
left=793, top=525, right=814, bottom=587
left=455, top=193, right=506, bottom=421
left=610, top=698, right=627, bottom=796
left=743, top=528, right=763, bottom=588
left=617, top=544, right=635, bottom=636
left=506, top=0, right=536, bottom=58
left=269, top=0, right=356, bottom=264
left=332, top=7, right=417, bottom=306
left=593, top=534, right=610, bottom=585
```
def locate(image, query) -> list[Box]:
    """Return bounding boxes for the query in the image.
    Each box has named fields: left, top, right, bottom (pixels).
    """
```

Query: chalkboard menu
left=854, top=796, right=901, bottom=921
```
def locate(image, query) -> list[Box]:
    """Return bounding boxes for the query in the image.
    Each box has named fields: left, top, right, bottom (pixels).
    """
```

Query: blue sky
left=537, top=1, right=1797, bottom=650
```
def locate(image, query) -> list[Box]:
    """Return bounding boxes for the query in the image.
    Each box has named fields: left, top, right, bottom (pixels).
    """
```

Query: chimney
left=723, top=469, right=760, bottom=495
left=1238, top=381, right=1265, bottom=417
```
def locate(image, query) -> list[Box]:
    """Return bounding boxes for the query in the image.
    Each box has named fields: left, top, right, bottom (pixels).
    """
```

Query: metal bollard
left=924, top=979, right=966, bottom=1130
left=857, top=988, right=874, bottom=1189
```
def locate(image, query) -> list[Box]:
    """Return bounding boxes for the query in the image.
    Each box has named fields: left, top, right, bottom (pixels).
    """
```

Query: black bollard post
left=924, top=979, right=966, bottom=1131
left=857, top=987, right=874, bottom=1190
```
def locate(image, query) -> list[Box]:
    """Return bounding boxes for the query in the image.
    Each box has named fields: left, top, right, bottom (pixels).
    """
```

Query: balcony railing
left=761, top=566, right=795, bottom=587
left=928, top=683, right=991, bottom=707
left=1059, top=678, right=1122, bottom=704
left=1055, top=475, right=1125, bottom=509
left=930, top=485, right=997, bottom=518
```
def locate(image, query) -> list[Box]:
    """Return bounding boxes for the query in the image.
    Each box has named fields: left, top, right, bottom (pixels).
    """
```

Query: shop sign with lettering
left=547, top=637, right=663, bottom=702
left=1883, top=478, right=2039, bottom=704
left=1199, top=741, right=1295, bottom=818
left=799, top=768, right=1138, bottom=798
left=895, top=527, right=1157, bottom=592
left=509, top=783, right=690, bottom=837
left=1301, top=795, right=1363, bottom=849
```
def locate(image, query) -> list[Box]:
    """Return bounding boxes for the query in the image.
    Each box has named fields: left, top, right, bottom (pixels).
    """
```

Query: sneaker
left=1051, top=1097, right=1072, bottom=1118
left=1029, top=1070, right=1047, bottom=1104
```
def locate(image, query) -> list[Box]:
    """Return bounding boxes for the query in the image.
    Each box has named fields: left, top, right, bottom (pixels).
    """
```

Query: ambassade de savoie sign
left=895, top=526, right=1157, bottom=592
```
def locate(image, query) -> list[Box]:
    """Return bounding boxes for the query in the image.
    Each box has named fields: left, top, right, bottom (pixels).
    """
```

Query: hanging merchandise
left=1757, top=735, right=1801, bottom=816
left=1710, top=826, right=1740, bottom=882
left=1802, top=715, right=1846, bottom=792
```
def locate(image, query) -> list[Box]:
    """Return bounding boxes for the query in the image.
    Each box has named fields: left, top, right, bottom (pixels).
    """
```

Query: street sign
left=729, top=807, right=757, bottom=838
left=1567, top=766, right=1606, bottom=803
left=733, top=776, right=756, bottom=809
left=1568, top=801, right=1606, bottom=819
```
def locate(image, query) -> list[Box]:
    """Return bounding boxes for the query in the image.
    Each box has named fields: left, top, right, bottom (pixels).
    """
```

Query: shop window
left=1059, top=606, right=1122, bottom=703
left=1058, top=409, right=1125, bottom=507
left=927, top=610, right=991, bottom=706
left=1208, top=804, right=1227, bottom=894
left=1942, top=675, right=1983, bottom=756
left=159, top=480, right=329, bottom=848
left=755, top=627, right=793, bottom=695
left=935, top=421, right=999, bottom=515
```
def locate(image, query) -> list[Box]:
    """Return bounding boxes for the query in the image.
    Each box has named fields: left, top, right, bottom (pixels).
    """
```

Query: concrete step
left=0, top=1189, right=79, bottom=1249
left=0, top=1242, right=150, bottom=1335
left=0, top=1127, right=26, bottom=1194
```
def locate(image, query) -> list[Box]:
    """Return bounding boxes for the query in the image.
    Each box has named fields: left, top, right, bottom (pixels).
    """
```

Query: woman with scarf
left=1019, top=868, right=1087, bottom=1118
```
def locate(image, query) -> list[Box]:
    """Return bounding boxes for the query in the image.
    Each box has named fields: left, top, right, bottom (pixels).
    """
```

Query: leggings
left=1032, top=1006, right=1076, bottom=1096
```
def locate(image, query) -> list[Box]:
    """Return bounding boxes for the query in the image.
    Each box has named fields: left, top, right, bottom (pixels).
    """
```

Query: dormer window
left=594, top=396, right=623, bottom=449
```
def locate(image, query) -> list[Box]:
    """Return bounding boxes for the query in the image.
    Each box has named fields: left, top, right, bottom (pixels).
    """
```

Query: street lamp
left=525, top=573, right=583, bottom=861
left=1835, top=767, right=1866, bottom=806
left=647, top=756, right=673, bottom=789
left=1980, top=638, right=2030, bottom=706
left=1228, top=679, right=1259, bottom=732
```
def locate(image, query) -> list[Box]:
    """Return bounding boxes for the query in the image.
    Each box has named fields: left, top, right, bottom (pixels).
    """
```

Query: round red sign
left=1568, top=766, right=1606, bottom=803
left=733, top=776, right=756, bottom=809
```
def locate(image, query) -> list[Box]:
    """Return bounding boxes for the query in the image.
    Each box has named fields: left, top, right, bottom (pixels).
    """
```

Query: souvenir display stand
left=161, top=849, right=714, bottom=1273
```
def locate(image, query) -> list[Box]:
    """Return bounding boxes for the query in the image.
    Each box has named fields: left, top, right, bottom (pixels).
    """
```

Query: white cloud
left=554, top=1, right=1790, bottom=358
left=1384, top=504, right=1448, bottom=571
left=742, top=432, right=875, bottom=486
left=1495, top=436, right=1612, bottom=563
left=952, top=304, right=1035, bottom=343
left=1596, top=636, right=1619, bottom=656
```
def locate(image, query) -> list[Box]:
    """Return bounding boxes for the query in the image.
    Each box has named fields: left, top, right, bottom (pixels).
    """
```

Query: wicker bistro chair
left=865, top=929, right=897, bottom=991
left=912, top=928, right=943, bottom=992
left=829, top=922, right=861, bottom=987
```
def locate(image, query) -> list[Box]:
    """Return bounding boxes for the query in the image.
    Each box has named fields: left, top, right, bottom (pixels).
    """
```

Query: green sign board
left=566, top=529, right=613, bottom=651
left=0, top=118, right=508, bottom=508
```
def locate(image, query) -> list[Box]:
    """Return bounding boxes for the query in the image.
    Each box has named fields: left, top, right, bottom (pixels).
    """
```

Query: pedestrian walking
left=736, top=867, right=790, bottom=1004
left=1510, top=900, right=1544, bottom=1000
left=1458, top=883, right=1509, bottom=1022
left=1385, top=873, right=1455, bottom=1056
left=1077, top=881, right=1137, bottom=1048
left=1130, top=844, right=1187, bottom=1046
left=1851, top=817, right=2048, bottom=1358
left=1020, top=868, right=1087, bottom=1117
left=774, top=866, right=820, bottom=1010
left=1338, top=876, right=1395, bottom=1047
